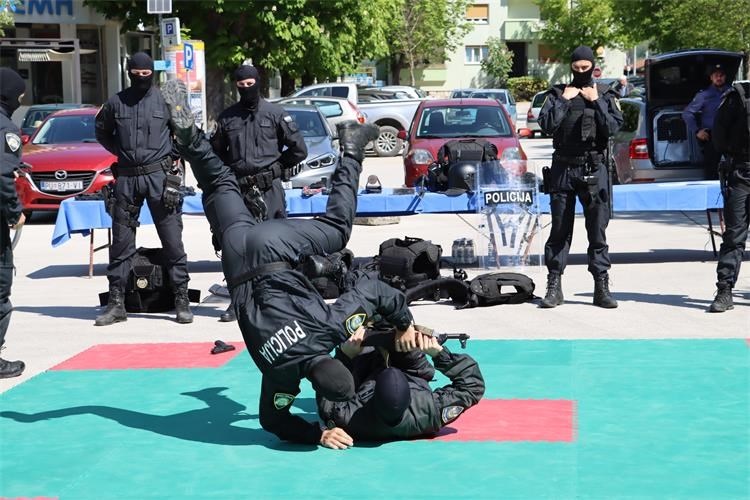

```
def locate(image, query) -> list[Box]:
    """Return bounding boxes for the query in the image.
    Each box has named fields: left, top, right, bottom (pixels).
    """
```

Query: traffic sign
left=147, top=0, right=172, bottom=14
left=184, top=43, right=194, bottom=71
left=160, top=17, right=181, bottom=48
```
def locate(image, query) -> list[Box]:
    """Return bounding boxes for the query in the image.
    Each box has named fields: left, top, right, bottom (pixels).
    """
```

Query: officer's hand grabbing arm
left=320, top=427, right=353, bottom=450
left=395, top=324, right=423, bottom=352
left=94, top=102, right=118, bottom=155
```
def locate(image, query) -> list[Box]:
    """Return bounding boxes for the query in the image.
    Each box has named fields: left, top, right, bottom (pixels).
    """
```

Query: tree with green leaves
left=0, top=0, right=20, bottom=37
left=387, top=0, right=472, bottom=86
left=481, top=37, right=514, bottom=88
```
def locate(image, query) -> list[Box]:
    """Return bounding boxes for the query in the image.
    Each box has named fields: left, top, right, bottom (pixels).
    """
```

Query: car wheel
left=373, top=125, right=402, bottom=157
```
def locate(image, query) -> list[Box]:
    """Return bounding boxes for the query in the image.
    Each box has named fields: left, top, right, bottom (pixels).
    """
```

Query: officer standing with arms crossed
left=210, top=64, right=307, bottom=322
left=94, top=52, right=193, bottom=326
left=538, top=46, right=624, bottom=309
left=0, top=68, right=27, bottom=378
left=707, top=80, right=750, bottom=312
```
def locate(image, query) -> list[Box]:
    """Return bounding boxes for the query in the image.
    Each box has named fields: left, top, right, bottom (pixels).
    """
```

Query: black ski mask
left=0, top=67, right=26, bottom=116
left=570, top=45, right=596, bottom=88
left=234, top=65, right=260, bottom=110
left=127, top=52, right=155, bottom=93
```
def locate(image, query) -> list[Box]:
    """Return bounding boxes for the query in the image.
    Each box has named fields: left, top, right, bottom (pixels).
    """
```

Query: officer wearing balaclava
left=209, top=64, right=307, bottom=322
left=0, top=67, right=27, bottom=378
left=94, top=51, right=193, bottom=326
left=537, top=45, right=624, bottom=310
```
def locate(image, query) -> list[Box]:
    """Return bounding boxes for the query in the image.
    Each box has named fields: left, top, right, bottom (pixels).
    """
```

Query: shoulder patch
left=5, top=132, right=21, bottom=153
left=273, top=392, right=296, bottom=410
left=614, top=97, right=622, bottom=111
left=344, top=307, right=367, bottom=336
left=283, top=114, right=293, bottom=123
left=283, top=114, right=298, bottom=133
left=441, top=405, right=465, bottom=424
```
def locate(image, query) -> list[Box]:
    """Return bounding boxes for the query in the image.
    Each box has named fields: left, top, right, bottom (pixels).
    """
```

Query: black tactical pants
left=544, top=159, right=611, bottom=277
left=107, top=168, right=189, bottom=290
left=701, top=138, right=721, bottom=181
left=716, top=169, right=750, bottom=286
left=0, top=216, right=14, bottom=347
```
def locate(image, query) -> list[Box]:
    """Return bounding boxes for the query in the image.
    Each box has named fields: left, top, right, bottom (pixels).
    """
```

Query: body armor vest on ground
left=378, top=237, right=442, bottom=290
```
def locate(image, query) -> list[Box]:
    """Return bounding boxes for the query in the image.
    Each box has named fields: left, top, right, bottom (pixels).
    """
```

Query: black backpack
left=425, top=139, right=504, bottom=192
left=378, top=236, right=442, bottom=290
left=403, top=272, right=535, bottom=308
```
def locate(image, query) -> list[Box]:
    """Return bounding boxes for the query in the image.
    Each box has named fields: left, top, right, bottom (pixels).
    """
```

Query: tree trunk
left=205, top=64, right=231, bottom=128
left=280, top=71, right=296, bottom=97
left=301, top=71, right=315, bottom=87
left=256, top=65, right=271, bottom=97
left=409, top=58, right=416, bottom=87
left=389, top=54, right=403, bottom=85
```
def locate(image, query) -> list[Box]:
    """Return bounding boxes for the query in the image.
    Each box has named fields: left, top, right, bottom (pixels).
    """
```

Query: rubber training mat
left=0, top=339, right=748, bottom=499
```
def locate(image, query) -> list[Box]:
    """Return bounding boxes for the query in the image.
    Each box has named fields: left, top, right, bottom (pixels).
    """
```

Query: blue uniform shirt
left=682, top=84, right=730, bottom=132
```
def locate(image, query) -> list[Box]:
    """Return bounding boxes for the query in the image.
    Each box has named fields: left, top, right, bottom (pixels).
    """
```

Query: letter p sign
left=184, top=43, right=194, bottom=71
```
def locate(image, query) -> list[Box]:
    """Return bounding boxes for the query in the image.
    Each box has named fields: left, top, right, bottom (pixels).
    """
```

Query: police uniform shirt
left=210, top=97, right=307, bottom=178
left=683, top=84, right=730, bottom=133
left=1, top=110, right=23, bottom=225
left=95, top=86, right=174, bottom=168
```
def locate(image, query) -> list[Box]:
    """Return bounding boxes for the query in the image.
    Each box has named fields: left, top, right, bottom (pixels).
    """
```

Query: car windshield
left=285, top=110, right=328, bottom=137
left=284, top=99, right=343, bottom=118
left=32, top=115, right=97, bottom=144
left=470, top=92, right=508, bottom=104
left=416, top=105, right=512, bottom=138
left=532, top=92, right=547, bottom=108
left=451, top=90, right=474, bottom=98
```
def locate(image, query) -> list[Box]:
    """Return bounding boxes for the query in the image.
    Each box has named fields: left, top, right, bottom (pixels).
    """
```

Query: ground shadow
left=575, top=291, right=713, bottom=311
left=27, top=260, right=223, bottom=280
left=14, top=305, right=229, bottom=322
left=0, top=387, right=317, bottom=451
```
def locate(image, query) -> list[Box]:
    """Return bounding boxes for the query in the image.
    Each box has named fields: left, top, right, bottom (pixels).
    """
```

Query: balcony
left=502, top=20, right=543, bottom=41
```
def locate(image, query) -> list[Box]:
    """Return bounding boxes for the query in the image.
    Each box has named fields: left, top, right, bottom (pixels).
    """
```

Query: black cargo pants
left=0, top=216, right=14, bottom=347
left=716, top=168, right=750, bottom=286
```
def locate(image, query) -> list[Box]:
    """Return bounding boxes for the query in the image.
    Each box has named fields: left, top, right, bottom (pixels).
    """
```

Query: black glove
left=162, top=172, right=183, bottom=210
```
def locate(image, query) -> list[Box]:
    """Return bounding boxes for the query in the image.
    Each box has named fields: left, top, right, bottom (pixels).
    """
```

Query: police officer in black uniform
left=538, top=46, right=624, bottom=309
left=210, top=64, right=307, bottom=322
left=162, top=79, right=420, bottom=448
left=0, top=68, right=27, bottom=378
left=316, top=329, right=484, bottom=446
left=94, top=52, right=192, bottom=326
left=708, top=81, right=750, bottom=312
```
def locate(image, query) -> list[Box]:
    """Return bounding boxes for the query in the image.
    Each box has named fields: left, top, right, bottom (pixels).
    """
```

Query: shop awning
left=17, top=48, right=96, bottom=62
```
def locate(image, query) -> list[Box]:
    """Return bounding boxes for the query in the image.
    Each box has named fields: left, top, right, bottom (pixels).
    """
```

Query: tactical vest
left=426, top=139, right=501, bottom=192
left=729, top=82, right=750, bottom=159
left=378, top=237, right=442, bottom=290
left=111, top=87, right=172, bottom=167
left=551, top=83, right=611, bottom=155
left=401, top=272, right=535, bottom=308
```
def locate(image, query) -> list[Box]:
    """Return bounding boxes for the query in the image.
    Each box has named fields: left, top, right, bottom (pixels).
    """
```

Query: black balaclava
left=127, top=52, right=155, bottom=93
left=570, top=45, right=596, bottom=88
left=373, top=367, right=411, bottom=427
left=308, top=357, right=355, bottom=402
left=234, top=65, right=260, bottom=110
left=0, top=68, right=26, bottom=116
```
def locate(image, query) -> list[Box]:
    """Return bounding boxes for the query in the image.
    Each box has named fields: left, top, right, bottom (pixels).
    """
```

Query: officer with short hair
left=210, top=64, right=307, bottom=322
left=0, top=68, right=27, bottom=378
left=538, top=45, right=624, bottom=309
left=708, top=81, right=750, bottom=312
left=95, top=52, right=193, bottom=326
left=162, top=79, right=418, bottom=448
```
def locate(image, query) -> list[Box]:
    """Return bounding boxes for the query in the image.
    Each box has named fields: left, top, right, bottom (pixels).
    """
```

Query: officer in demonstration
left=94, top=52, right=192, bottom=326
left=538, top=45, right=624, bottom=309
left=0, top=68, right=27, bottom=378
left=210, top=64, right=307, bottom=322
left=707, top=80, right=750, bottom=312
left=316, top=327, right=485, bottom=448
left=162, top=79, right=420, bottom=448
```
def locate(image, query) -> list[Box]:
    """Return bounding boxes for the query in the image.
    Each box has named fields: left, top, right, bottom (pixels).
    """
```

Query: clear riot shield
left=473, top=157, right=543, bottom=269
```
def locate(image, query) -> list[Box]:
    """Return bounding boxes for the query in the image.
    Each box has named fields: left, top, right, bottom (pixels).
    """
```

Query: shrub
left=507, top=76, right=549, bottom=101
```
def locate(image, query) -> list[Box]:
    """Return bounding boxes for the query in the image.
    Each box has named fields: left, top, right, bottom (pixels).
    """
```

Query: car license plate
left=40, top=180, right=84, bottom=192
left=281, top=181, right=293, bottom=189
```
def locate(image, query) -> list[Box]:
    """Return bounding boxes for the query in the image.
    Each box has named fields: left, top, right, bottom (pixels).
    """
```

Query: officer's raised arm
left=538, top=89, right=571, bottom=135
left=94, top=101, right=118, bottom=156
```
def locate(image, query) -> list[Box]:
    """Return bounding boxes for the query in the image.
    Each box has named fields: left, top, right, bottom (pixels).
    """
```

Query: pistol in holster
left=541, top=166, right=551, bottom=194
left=102, top=182, right=117, bottom=217
left=718, top=156, right=732, bottom=197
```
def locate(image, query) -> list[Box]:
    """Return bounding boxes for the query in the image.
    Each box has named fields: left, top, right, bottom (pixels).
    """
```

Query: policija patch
left=273, top=393, right=295, bottom=410
left=441, top=405, right=465, bottom=424
left=344, top=308, right=367, bottom=336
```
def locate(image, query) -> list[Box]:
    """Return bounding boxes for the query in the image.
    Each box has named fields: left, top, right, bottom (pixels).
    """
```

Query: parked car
left=15, top=108, right=115, bottom=216
left=380, top=85, right=428, bottom=99
left=19, top=103, right=94, bottom=137
left=290, top=82, right=358, bottom=105
left=450, top=88, right=480, bottom=98
left=526, top=91, right=547, bottom=137
left=611, top=49, right=743, bottom=184
left=280, top=104, right=340, bottom=188
left=277, top=96, right=365, bottom=128
left=399, top=98, right=528, bottom=187
left=468, top=89, right=517, bottom=128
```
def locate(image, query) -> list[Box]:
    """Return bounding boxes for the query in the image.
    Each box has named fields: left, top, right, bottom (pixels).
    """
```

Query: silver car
left=281, top=104, right=340, bottom=188
left=526, top=91, right=547, bottom=137
left=277, top=96, right=365, bottom=129
left=467, top=89, right=517, bottom=129
left=611, top=49, right=743, bottom=184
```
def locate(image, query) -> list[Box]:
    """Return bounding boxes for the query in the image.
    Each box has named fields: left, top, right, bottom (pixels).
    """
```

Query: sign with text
left=160, top=17, right=181, bottom=48
left=166, top=40, right=206, bottom=128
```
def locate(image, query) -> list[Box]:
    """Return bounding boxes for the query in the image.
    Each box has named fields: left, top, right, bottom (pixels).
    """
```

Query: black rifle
left=606, top=136, right=615, bottom=218
left=718, top=155, right=731, bottom=198
left=362, top=329, right=470, bottom=349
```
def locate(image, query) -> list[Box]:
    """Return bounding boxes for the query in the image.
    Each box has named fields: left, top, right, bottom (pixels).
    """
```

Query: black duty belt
left=237, top=163, right=284, bottom=192
left=553, top=151, right=604, bottom=167
left=227, top=261, right=293, bottom=289
left=115, top=157, right=172, bottom=177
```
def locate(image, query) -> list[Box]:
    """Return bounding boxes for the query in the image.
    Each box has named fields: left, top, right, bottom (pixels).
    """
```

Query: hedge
left=507, top=76, right=549, bottom=101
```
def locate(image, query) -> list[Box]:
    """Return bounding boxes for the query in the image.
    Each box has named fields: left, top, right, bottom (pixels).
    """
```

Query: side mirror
left=397, top=129, right=408, bottom=141
left=517, top=128, right=533, bottom=139
left=21, top=135, right=31, bottom=145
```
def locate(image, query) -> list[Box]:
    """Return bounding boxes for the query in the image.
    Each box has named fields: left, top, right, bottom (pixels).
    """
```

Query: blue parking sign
left=184, top=43, right=194, bottom=71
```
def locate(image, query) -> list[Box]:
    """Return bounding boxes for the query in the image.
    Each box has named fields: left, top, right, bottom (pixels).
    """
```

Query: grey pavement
left=2, top=138, right=748, bottom=393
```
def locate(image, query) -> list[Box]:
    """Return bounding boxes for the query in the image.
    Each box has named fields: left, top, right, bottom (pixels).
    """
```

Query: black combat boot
left=174, top=285, right=194, bottom=324
left=593, top=274, right=618, bottom=309
left=0, top=346, right=25, bottom=379
left=540, top=273, right=564, bottom=308
left=220, top=303, right=236, bottom=322
left=709, top=282, right=734, bottom=313
left=336, top=122, right=380, bottom=163
left=161, top=79, right=197, bottom=145
left=94, top=286, right=127, bottom=326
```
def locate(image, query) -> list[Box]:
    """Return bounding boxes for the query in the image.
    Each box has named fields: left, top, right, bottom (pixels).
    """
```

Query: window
left=465, top=46, right=489, bottom=64
left=466, top=4, right=489, bottom=23
left=538, top=44, right=561, bottom=63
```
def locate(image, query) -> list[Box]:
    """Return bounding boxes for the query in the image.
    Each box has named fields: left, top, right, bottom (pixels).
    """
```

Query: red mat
left=435, top=399, right=576, bottom=442
left=51, top=342, right=245, bottom=371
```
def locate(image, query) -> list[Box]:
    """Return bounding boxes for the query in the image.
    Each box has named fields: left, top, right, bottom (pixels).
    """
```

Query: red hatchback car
left=15, top=107, right=115, bottom=215
left=400, top=98, right=527, bottom=187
